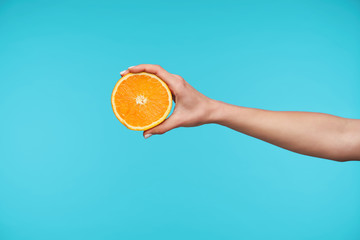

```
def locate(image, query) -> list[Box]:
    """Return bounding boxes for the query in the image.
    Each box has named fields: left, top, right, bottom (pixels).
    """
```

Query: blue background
left=1, top=0, right=360, bottom=239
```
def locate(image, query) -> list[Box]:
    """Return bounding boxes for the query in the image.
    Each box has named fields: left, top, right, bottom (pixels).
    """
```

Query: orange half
left=111, top=72, right=173, bottom=131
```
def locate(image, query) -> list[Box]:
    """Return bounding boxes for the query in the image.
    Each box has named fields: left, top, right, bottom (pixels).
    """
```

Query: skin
left=120, top=64, right=360, bottom=162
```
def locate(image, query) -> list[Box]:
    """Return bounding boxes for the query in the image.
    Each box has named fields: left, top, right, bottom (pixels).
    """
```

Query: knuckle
left=173, top=74, right=184, bottom=81
left=153, top=64, right=162, bottom=70
left=152, top=125, right=167, bottom=135
left=171, top=116, right=183, bottom=127
left=156, top=129, right=166, bottom=135
left=174, top=77, right=186, bottom=89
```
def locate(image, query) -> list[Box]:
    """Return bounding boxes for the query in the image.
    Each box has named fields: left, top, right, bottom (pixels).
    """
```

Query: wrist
left=205, top=99, right=227, bottom=124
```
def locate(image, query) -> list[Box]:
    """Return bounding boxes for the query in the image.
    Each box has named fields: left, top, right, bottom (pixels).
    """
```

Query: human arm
left=120, top=64, right=360, bottom=162
left=211, top=104, right=360, bottom=161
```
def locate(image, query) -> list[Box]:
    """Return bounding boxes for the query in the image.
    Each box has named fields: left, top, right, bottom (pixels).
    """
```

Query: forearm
left=210, top=100, right=360, bottom=161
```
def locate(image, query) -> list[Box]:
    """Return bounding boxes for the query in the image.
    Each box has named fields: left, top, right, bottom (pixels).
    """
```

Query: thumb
left=143, top=115, right=179, bottom=139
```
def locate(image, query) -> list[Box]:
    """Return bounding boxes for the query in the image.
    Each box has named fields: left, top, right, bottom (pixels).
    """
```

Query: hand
left=120, top=64, right=217, bottom=138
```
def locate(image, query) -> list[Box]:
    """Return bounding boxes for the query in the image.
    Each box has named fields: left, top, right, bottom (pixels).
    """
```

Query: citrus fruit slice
left=111, top=72, right=173, bottom=131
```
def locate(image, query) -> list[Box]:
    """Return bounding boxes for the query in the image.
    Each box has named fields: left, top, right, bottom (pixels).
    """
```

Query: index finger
left=128, top=64, right=174, bottom=85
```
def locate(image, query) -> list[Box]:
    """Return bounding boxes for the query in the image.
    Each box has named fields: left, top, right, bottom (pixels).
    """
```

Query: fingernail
left=120, top=70, right=126, bottom=75
left=128, top=66, right=135, bottom=69
left=144, top=134, right=152, bottom=139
